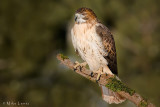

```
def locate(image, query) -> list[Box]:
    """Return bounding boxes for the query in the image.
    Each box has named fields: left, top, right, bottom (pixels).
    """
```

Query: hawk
left=71, top=7, right=126, bottom=104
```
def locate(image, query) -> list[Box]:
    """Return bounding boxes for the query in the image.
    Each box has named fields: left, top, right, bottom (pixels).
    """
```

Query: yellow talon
left=94, top=67, right=103, bottom=81
left=73, top=61, right=87, bottom=70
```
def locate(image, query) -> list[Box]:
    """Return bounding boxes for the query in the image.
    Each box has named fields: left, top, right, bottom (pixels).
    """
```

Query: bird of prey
left=71, top=7, right=126, bottom=104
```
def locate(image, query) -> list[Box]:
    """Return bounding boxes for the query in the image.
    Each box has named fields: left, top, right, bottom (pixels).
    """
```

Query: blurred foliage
left=0, top=0, right=160, bottom=107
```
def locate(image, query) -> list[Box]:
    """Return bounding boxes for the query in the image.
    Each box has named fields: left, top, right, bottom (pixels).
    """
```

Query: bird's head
left=74, top=7, right=97, bottom=24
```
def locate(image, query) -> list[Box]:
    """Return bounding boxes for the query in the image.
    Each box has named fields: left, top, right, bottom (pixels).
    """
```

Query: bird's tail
left=100, top=85, right=126, bottom=104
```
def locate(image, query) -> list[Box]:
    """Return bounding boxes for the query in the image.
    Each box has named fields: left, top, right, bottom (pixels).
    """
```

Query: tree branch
left=57, top=54, right=155, bottom=107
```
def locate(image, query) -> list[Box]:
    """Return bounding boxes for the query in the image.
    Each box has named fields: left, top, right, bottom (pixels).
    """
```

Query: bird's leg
left=94, top=67, right=104, bottom=81
left=73, top=61, right=87, bottom=70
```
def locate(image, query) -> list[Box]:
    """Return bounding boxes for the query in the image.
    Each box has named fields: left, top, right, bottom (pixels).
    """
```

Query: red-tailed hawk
left=71, top=7, right=126, bottom=104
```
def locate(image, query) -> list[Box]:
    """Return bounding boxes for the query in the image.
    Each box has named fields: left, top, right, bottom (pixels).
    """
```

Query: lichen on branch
left=59, top=54, right=69, bottom=60
left=106, top=77, right=135, bottom=95
left=139, top=99, right=148, bottom=107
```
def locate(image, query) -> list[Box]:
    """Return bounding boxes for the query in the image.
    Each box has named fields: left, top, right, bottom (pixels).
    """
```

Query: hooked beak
left=75, top=16, right=77, bottom=21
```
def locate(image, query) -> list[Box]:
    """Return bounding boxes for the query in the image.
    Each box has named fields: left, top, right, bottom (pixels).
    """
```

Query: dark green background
left=0, top=0, right=160, bottom=107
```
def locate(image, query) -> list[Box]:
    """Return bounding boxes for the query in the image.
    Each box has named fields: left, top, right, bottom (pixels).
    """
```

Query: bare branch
left=57, top=54, right=155, bottom=107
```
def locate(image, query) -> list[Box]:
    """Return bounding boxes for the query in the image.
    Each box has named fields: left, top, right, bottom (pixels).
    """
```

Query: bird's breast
left=72, top=23, right=108, bottom=71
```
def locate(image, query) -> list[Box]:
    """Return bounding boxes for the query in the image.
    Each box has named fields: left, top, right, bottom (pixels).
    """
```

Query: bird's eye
left=83, top=17, right=88, bottom=20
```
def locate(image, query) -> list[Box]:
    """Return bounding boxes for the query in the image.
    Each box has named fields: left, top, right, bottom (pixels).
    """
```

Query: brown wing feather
left=96, top=23, right=118, bottom=75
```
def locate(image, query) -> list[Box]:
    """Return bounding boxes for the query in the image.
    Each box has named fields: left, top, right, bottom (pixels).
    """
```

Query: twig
left=57, top=54, right=155, bottom=107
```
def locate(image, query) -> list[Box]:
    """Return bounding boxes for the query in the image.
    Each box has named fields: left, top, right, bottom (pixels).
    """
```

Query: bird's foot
left=94, top=67, right=104, bottom=81
left=73, top=61, right=87, bottom=71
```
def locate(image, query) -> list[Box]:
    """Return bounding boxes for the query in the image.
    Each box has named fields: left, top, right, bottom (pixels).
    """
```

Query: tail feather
left=101, top=86, right=126, bottom=104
